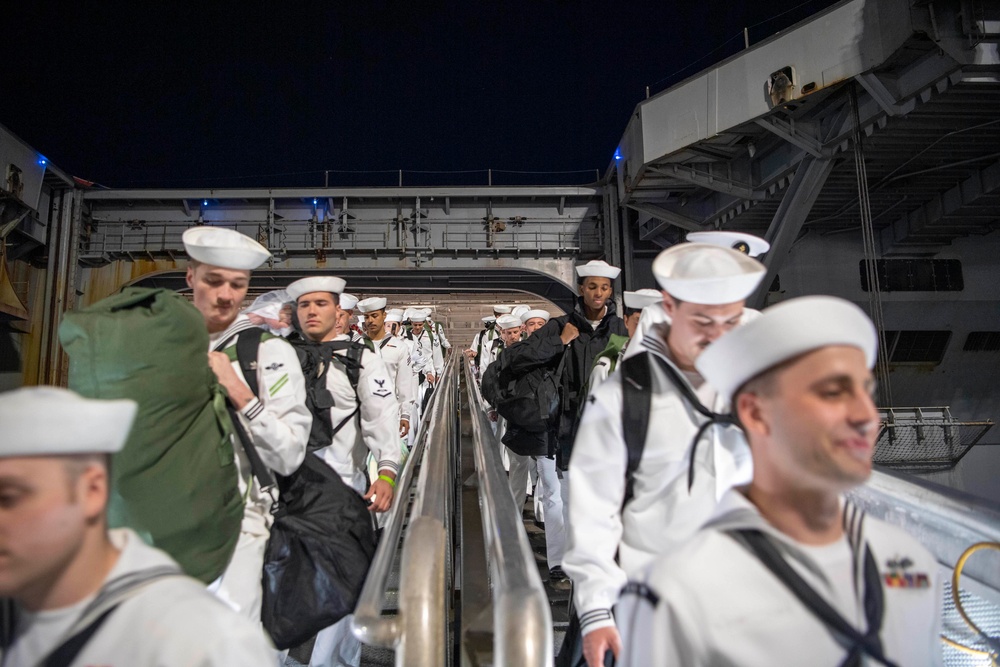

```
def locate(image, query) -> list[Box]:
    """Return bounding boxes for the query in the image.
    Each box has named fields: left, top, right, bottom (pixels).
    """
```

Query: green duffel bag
left=59, top=287, right=243, bottom=583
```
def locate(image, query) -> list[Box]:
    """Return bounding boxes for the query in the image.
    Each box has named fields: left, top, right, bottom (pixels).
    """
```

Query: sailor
left=286, top=277, right=400, bottom=504
left=358, top=296, right=415, bottom=440
left=0, top=387, right=277, bottom=666
left=407, top=309, right=444, bottom=412
left=483, top=314, right=533, bottom=505
left=618, top=296, right=943, bottom=666
left=516, top=307, right=571, bottom=590
left=338, top=292, right=360, bottom=338
left=286, top=276, right=401, bottom=667
left=511, top=304, right=530, bottom=338
left=244, top=288, right=294, bottom=337
left=467, top=304, right=509, bottom=364
left=587, top=288, right=661, bottom=394
left=506, top=260, right=627, bottom=473
left=183, top=226, right=311, bottom=623
left=426, top=309, right=452, bottom=350
left=626, top=230, right=769, bottom=359
left=563, top=244, right=765, bottom=667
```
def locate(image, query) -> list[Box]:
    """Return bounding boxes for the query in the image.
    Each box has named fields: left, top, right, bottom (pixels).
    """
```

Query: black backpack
left=484, top=350, right=567, bottom=454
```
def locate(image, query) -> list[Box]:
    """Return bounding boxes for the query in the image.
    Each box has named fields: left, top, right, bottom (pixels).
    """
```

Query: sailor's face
left=411, top=322, right=424, bottom=335
left=499, top=327, right=521, bottom=347
left=336, top=309, right=352, bottom=336
left=663, top=297, right=743, bottom=369
left=186, top=264, right=250, bottom=334
left=524, top=317, right=547, bottom=336
left=580, top=277, right=612, bottom=312
left=742, top=346, right=879, bottom=492
left=296, top=292, right=340, bottom=341
left=624, top=311, right=643, bottom=338
left=364, top=309, right=387, bottom=337
left=0, top=457, right=106, bottom=609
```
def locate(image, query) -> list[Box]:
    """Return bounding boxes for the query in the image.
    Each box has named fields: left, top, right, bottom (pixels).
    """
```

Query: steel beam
left=748, top=156, right=835, bottom=309
left=648, top=164, right=765, bottom=201
left=753, top=117, right=828, bottom=159
left=82, top=186, right=602, bottom=201
left=880, top=158, right=1000, bottom=250
left=626, top=201, right=704, bottom=237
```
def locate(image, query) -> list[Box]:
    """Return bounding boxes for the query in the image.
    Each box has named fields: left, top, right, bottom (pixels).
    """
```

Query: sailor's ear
left=735, top=390, right=770, bottom=437
left=185, top=265, right=196, bottom=289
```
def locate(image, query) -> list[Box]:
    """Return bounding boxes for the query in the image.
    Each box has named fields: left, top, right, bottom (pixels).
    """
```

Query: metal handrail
left=462, top=356, right=554, bottom=666
left=352, top=352, right=458, bottom=665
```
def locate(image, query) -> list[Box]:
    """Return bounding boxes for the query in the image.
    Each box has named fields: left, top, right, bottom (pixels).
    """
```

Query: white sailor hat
left=496, top=315, right=523, bottom=331
left=492, top=304, right=512, bottom=314
left=624, top=289, right=663, bottom=310
left=417, top=308, right=434, bottom=320
left=576, top=260, right=621, bottom=280
left=286, top=276, right=347, bottom=301
left=653, top=243, right=765, bottom=305
left=182, top=227, right=270, bottom=270
left=0, top=387, right=137, bottom=456
left=511, top=305, right=530, bottom=318
left=686, top=231, right=770, bottom=258
left=357, top=297, right=387, bottom=313
left=409, top=311, right=427, bottom=323
left=695, top=296, right=877, bottom=402
left=340, top=293, right=359, bottom=311
left=385, top=309, right=404, bottom=323
left=482, top=315, right=496, bottom=324
left=520, top=309, right=551, bottom=324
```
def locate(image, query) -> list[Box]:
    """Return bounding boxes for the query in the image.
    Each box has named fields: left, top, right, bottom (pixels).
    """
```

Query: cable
left=940, top=542, right=1000, bottom=664
left=850, top=84, right=893, bottom=408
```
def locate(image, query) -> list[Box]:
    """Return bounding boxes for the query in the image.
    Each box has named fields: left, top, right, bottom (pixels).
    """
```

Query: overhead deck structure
left=611, top=0, right=1000, bottom=298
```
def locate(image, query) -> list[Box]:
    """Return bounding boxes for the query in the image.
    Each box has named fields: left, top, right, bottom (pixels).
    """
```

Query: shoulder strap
left=218, top=328, right=278, bottom=494
left=42, top=606, right=118, bottom=667
left=233, top=327, right=266, bottom=398
left=324, top=341, right=365, bottom=441
left=620, top=353, right=653, bottom=509
left=41, top=566, right=182, bottom=667
left=727, top=528, right=895, bottom=667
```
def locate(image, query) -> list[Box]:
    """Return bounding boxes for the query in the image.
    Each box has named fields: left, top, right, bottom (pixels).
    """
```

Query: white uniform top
left=312, top=335, right=401, bottom=493
left=564, top=332, right=752, bottom=635
left=210, top=315, right=311, bottom=535
left=3, top=529, right=276, bottom=667
left=409, top=329, right=444, bottom=377
left=478, top=336, right=505, bottom=389
left=430, top=320, right=451, bottom=349
left=365, top=333, right=416, bottom=422
left=617, top=490, right=943, bottom=667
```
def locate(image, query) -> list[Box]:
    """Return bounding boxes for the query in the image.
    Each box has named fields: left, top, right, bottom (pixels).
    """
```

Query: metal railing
left=351, top=351, right=552, bottom=665
left=462, top=356, right=554, bottom=666
left=352, top=352, right=458, bottom=665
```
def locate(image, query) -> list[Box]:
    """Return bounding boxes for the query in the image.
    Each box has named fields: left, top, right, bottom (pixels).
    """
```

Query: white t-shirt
left=795, top=535, right=860, bottom=628
left=4, top=595, right=93, bottom=667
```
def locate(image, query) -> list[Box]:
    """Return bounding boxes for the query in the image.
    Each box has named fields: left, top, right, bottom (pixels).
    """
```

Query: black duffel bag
left=261, top=454, right=378, bottom=649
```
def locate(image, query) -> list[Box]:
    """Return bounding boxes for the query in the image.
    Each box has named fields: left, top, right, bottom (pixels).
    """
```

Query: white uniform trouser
left=210, top=517, right=269, bottom=622
left=507, top=448, right=532, bottom=512
left=310, top=615, right=362, bottom=667
left=536, top=456, right=566, bottom=568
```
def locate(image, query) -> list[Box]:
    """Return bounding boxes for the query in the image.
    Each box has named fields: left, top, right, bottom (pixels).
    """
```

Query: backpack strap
left=620, top=353, right=653, bottom=509
left=726, top=527, right=895, bottom=667
left=322, top=341, right=365, bottom=442
left=224, top=327, right=279, bottom=496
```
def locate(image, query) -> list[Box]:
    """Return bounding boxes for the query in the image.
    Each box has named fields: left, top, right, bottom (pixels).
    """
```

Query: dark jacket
left=503, top=296, right=627, bottom=468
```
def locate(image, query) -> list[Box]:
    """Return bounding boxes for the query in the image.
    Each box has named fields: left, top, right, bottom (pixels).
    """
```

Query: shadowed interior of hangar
left=126, top=267, right=577, bottom=343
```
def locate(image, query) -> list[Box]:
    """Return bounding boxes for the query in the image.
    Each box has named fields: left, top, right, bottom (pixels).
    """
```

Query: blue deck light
left=203, top=199, right=209, bottom=206
left=38, top=157, right=47, bottom=166
left=614, top=148, right=622, bottom=162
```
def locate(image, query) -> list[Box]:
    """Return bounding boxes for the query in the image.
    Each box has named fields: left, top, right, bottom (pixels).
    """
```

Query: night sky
left=5, top=1, right=839, bottom=189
